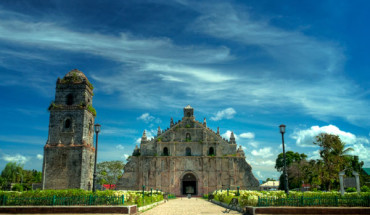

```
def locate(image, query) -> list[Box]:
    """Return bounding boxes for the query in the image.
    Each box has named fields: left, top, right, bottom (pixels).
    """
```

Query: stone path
left=140, top=198, right=242, bottom=215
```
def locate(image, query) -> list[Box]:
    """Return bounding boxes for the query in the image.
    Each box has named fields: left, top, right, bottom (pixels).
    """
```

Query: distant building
left=117, top=105, right=259, bottom=196
left=259, top=181, right=279, bottom=191
left=42, top=69, right=96, bottom=190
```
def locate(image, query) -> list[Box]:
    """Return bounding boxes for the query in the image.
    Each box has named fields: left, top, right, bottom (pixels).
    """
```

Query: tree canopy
left=275, top=133, right=358, bottom=191
left=97, top=160, right=125, bottom=186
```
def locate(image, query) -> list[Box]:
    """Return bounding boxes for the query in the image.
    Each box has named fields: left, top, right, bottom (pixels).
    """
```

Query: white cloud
left=116, top=144, right=125, bottom=150
left=36, top=154, right=43, bottom=160
left=308, top=150, right=320, bottom=160
left=137, top=113, right=155, bottom=123
left=211, top=108, right=236, bottom=121
left=2, top=154, right=29, bottom=164
left=248, top=141, right=259, bottom=148
left=291, top=125, right=358, bottom=147
left=240, top=132, right=255, bottom=139
left=123, top=154, right=129, bottom=159
left=251, top=147, right=273, bottom=158
left=255, top=170, right=263, bottom=180
left=260, top=160, right=275, bottom=166
left=221, top=130, right=236, bottom=140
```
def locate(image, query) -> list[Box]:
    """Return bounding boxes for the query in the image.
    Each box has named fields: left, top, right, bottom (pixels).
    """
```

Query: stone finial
left=203, top=117, right=207, bottom=127
left=217, top=127, right=220, bottom=135
left=170, top=117, right=174, bottom=127
left=157, top=126, right=161, bottom=136
left=237, top=145, right=245, bottom=157
left=135, top=145, right=139, bottom=150
left=70, top=137, right=74, bottom=145
left=141, top=130, right=147, bottom=142
left=230, top=132, right=236, bottom=144
left=57, top=138, right=62, bottom=146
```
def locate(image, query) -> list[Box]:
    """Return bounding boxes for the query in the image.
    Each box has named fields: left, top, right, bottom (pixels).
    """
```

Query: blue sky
left=0, top=0, right=369, bottom=181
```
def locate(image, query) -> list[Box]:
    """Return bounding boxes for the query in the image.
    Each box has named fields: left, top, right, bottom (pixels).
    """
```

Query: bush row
left=210, top=190, right=370, bottom=207
left=0, top=189, right=164, bottom=206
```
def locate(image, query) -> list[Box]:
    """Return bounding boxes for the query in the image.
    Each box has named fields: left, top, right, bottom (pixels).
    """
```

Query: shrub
left=87, top=105, right=96, bottom=116
left=361, top=185, right=370, bottom=192
left=345, top=187, right=357, bottom=193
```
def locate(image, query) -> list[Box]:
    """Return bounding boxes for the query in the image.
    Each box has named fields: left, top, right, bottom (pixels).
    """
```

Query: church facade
left=117, top=105, right=259, bottom=195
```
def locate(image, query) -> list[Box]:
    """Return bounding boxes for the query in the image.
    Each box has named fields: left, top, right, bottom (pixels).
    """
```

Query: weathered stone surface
left=117, top=105, right=259, bottom=195
left=42, top=69, right=95, bottom=190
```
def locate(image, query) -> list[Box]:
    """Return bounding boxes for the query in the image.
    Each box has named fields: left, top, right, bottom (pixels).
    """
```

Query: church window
left=65, top=119, right=71, bottom=129
left=187, top=112, right=191, bottom=117
left=186, top=147, right=191, bottom=156
left=66, top=93, right=74, bottom=105
left=163, top=147, right=169, bottom=156
left=186, top=133, right=191, bottom=141
left=209, top=147, right=215, bottom=156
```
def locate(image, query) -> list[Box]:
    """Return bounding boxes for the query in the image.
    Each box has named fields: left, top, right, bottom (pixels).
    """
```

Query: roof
left=260, top=181, right=279, bottom=187
left=363, top=168, right=370, bottom=175
left=64, top=69, right=89, bottom=82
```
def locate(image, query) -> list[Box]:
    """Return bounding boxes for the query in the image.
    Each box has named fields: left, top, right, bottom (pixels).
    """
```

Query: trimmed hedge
left=0, top=189, right=163, bottom=207
left=211, top=190, right=370, bottom=207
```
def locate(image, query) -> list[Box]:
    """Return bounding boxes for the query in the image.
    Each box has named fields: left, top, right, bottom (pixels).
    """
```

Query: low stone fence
left=0, top=205, right=137, bottom=214
left=244, top=206, right=370, bottom=215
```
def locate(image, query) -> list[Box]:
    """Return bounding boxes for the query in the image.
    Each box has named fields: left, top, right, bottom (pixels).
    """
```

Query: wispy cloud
left=2, top=153, right=29, bottom=164
left=251, top=147, right=273, bottom=158
left=36, top=154, right=43, bottom=160
left=240, top=132, right=255, bottom=139
left=211, top=108, right=236, bottom=121
left=0, top=135, right=45, bottom=145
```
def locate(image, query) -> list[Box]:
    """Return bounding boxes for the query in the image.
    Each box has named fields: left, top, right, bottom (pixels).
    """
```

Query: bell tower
left=42, top=69, right=96, bottom=190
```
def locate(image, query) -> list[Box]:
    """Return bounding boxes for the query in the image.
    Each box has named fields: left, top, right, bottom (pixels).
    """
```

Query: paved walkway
left=140, top=198, right=242, bottom=215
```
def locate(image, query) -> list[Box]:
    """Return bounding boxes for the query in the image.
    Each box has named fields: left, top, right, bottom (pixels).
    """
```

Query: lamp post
left=279, top=124, right=289, bottom=195
left=93, top=123, right=101, bottom=192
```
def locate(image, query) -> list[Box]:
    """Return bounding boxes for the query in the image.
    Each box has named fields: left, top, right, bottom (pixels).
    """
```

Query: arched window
left=186, top=147, right=191, bottom=156
left=187, top=112, right=191, bottom=117
left=163, top=147, right=169, bottom=156
left=186, top=133, right=191, bottom=141
left=209, top=147, right=215, bottom=156
left=66, top=94, right=74, bottom=105
left=65, top=119, right=71, bottom=129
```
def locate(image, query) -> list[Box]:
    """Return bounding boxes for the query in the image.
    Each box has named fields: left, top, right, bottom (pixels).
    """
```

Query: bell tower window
left=186, top=147, right=191, bottom=156
left=66, top=94, right=74, bottom=105
left=163, top=147, right=169, bottom=156
left=186, top=133, right=191, bottom=141
left=209, top=147, right=215, bottom=156
left=65, top=119, right=71, bottom=129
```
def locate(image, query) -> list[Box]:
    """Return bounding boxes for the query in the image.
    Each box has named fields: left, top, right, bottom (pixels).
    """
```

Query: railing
left=0, top=195, right=125, bottom=206
left=257, top=196, right=370, bottom=207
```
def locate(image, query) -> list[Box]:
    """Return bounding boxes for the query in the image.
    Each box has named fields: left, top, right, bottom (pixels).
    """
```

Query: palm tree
left=314, top=133, right=353, bottom=190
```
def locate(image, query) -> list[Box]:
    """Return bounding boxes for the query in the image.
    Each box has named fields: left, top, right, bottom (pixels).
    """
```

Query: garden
left=0, top=189, right=164, bottom=207
left=205, top=189, right=370, bottom=207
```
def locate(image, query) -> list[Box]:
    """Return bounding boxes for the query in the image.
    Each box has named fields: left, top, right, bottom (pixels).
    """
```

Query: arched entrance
left=182, top=173, right=197, bottom=195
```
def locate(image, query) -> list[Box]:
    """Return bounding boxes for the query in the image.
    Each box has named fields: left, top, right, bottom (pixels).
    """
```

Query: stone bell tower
left=42, top=69, right=96, bottom=190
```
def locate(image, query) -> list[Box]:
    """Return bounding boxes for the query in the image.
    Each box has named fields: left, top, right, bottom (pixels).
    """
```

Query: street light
left=93, top=123, right=101, bottom=192
left=279, top=124, right=289, bottom=195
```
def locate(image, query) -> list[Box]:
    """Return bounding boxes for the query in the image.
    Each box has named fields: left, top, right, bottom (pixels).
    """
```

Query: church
left=117, top=105, right=259, bottom=195
left=42, top=69, right=259, bottom=193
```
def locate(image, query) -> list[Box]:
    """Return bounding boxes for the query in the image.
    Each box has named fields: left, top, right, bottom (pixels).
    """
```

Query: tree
left=275, top=151, right=307, bottom=172
left=97, top=161, right=125, bottom=188
left=313, top=133, right=353, bottom=191
left=1, top=162, right=23, bottom=185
